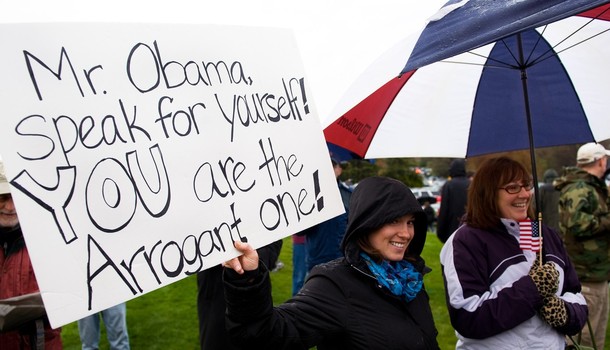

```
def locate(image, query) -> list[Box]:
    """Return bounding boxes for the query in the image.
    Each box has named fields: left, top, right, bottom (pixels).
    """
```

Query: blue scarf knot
left=360, top=252, right=423, bottom=302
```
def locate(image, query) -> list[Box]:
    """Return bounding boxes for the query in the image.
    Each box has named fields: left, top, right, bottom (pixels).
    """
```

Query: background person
left=291, top=233, right=307, bottom=296
left=441, top=156, right=587, bottom=349
left=539, top=168, right=560, bottom=232
left=223, top=176, right=440, bottom=349
left=436, top=158, right=470, bottom=243
left=298, top=158, right=352, bottom=272
left=556, top=142, right=610, bottom=349
left=422, top=200, right=436, bottom=233
left=196, top=240, right=282, bottom=350
left=77, top=303, right=130, bottom=350
left=0, top=157, right=63, bottom=349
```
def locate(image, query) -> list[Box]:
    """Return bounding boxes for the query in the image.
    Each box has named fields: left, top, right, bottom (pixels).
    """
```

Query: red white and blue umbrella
left=324, top=0, right=610, bottom=168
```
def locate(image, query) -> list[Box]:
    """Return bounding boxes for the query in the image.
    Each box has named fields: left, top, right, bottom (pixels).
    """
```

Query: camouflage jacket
left=555, top=166, right=610, bottom=282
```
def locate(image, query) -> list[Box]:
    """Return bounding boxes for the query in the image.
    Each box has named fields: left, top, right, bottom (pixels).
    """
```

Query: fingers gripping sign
left=224, top=241, right=259, bottom=274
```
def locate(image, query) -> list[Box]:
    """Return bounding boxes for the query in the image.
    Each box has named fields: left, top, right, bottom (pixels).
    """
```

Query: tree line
left=339, top=142, right=609, bottom=187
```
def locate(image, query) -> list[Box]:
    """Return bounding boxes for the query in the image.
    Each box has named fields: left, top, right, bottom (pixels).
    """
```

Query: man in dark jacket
left=197, top=241, right=282, bottom=350
left=437, top=159, right=470, bottom=243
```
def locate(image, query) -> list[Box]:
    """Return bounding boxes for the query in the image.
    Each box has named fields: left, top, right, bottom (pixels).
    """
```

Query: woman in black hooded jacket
left=222, top=176, right=440, bottom=350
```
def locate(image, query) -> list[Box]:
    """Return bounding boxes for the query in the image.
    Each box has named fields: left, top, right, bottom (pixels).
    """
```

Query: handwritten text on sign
left=0, top=23, right=342, bottom=328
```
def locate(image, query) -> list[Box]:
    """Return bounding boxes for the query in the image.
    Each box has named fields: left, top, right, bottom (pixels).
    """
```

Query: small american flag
left=519, top=219, right=540, bottom=252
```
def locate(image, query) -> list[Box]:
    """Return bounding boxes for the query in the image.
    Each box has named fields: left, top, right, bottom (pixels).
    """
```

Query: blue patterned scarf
left=360, top=252, right=423, bottom=302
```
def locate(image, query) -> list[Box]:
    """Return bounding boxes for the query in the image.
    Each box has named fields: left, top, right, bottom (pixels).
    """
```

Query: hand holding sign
left=223, top=241, right=259, bottom=275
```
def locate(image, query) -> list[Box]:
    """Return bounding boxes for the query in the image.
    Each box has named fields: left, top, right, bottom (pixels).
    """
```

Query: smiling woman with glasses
left=439, top=156, right=587, bottom=350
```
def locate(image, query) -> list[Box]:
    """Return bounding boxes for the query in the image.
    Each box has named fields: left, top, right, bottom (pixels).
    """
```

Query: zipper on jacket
left=350, top=264, right=383, bottom=289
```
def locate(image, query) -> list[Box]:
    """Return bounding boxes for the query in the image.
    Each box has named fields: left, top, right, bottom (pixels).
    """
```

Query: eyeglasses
left=499, top=182, right=534, bottom=194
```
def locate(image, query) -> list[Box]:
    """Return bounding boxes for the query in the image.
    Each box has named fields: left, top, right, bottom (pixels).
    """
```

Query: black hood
left=543, top=168, right=558, bottom=183
left=341, top=177, right=427, bottom=262
left=449, top=159, right=466, bottom=177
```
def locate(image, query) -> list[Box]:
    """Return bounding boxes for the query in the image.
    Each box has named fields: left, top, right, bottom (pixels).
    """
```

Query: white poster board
left=0, top=23, right=343, bottom=328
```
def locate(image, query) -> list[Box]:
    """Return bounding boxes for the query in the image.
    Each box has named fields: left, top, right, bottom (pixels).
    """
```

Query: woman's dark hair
left=357, top=235, right=381, bottom=261
left=465, top=156, right=534, bottom=229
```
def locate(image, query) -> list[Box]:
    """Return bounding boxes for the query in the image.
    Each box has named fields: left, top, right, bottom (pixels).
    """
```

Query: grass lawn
left=60, top=234, right=606, bottom=349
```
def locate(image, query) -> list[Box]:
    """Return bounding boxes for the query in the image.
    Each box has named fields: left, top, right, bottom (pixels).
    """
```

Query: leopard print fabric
left=541, top=296, right=568, bottom=328
left=528, top=261, right=559, bottom=298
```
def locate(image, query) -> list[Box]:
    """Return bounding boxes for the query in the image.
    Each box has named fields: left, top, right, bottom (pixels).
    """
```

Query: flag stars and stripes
left=519, top=219, right=540, bottom=252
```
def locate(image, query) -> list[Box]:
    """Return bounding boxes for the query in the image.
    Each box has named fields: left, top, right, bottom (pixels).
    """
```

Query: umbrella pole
left=538, top=212, right=543, bottom=265
left=517, top=33, right=543, bottom=264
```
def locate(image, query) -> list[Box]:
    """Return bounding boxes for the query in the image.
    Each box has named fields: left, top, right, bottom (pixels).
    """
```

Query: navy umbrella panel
left=467, top=29, right=590, bottom=156
left=403, top=0, right=610, bottom=73
left=327, top=142, right=362, bottom=162
left=324, top=1, right=610, bottom=160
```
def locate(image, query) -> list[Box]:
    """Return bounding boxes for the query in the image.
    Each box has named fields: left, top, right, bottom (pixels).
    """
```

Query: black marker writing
left=126, top=40, right=251, bottom=93
left=216, top=77, right=309, bottom=142
left=86, top=201, right=245, bottom=310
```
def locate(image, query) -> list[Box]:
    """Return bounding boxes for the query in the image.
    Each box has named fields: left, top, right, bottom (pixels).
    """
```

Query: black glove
left=528, top=260, right=559, bottom=298
left=540, top=296, right=568, bottom=328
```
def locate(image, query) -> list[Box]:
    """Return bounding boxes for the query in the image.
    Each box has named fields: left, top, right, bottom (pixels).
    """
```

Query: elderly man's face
left=0, top=194, right=19, bottom=228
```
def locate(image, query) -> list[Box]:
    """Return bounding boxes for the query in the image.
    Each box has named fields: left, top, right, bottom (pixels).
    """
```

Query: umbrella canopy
left=324, top=0, right=610, bottom=160
left=416, top=196, right=437, bottom=205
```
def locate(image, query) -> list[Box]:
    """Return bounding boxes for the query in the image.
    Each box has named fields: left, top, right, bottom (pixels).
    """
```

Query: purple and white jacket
left=440, top=219, right=587, bottom=349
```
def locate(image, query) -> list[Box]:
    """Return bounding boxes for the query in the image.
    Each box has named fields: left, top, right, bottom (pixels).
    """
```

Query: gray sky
left=0, top=0, right=446, bottom=125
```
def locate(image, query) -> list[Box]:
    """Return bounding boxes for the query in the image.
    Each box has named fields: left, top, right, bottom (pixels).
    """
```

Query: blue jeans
left=292, top=241, right=307, bottom=295
left=78, top=303, right=130, bottom=350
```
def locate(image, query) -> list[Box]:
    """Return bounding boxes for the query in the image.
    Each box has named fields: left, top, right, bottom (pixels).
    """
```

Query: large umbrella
left=324, top=0, right=610, bottom=183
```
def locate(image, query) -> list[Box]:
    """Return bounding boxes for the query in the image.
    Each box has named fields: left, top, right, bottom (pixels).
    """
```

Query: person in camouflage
left=556, top=142, right=610, bottom=349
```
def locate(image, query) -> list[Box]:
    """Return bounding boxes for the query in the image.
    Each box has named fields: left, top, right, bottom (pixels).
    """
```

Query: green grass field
left=59, top=234, right=607, bottom=349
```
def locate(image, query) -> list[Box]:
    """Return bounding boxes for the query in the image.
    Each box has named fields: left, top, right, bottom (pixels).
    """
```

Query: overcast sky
left=1, top=0, right=447, bottom=125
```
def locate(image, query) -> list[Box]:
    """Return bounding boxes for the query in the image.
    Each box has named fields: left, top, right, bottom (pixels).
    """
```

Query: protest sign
left=0, top=23, right=343, bottom=328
